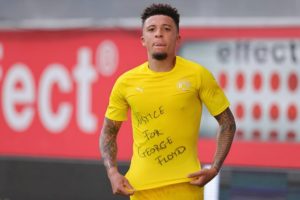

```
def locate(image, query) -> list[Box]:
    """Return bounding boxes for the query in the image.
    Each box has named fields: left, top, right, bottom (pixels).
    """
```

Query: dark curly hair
left=141, top=3, right=180, bottom=31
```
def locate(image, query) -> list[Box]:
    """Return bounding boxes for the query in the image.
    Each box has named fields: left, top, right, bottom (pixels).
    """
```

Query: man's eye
left=148, top=28, right=155, bottom=32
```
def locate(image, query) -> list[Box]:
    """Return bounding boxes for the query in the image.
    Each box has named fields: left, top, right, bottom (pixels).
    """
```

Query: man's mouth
left=153, top=43, right=166, bottom=47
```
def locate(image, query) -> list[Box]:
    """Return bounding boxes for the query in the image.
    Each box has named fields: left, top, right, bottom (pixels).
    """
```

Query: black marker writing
left=143, top=129, right=163, bottom=141
left=155, top=146, right=186, bottom=166
left=138, top=137, right=173, bottom=158
left=135, top=106, right=164, bottom=127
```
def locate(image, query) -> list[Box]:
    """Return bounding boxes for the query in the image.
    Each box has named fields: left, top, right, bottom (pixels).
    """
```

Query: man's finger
left=124, top=179, right=134, bottom=190
left=122, top=180, right=135, bottom=195
left=187, top=170, right=205, bottom=178
left=123, top=186, right=135, bottom=195
left=190, top=177, right=206, bottom=186
left=190, top=178, right=199, bottom=185
left=118, top=185, right=134, bottom=196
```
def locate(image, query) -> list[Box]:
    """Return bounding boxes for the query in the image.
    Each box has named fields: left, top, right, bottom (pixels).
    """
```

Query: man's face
left=141, top=15, right=180, bottom=60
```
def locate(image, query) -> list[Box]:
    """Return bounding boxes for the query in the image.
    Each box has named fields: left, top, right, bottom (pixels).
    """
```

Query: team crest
left=177, top=80, right=191, bottom=91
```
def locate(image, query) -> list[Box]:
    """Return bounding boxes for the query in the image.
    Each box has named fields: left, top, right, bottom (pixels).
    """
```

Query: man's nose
left=155, top=29, right=163, bottom=37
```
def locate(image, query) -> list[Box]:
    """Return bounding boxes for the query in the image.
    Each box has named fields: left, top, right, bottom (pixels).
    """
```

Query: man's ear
left=176, top=34, right=181, bottom=45
left=141, top=36, right=146, bottom=47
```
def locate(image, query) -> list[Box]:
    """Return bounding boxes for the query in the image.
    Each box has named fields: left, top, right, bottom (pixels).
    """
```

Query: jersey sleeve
left=105, top=77, right=129, bottom=121
left=198, top=67, right=230, bottom=116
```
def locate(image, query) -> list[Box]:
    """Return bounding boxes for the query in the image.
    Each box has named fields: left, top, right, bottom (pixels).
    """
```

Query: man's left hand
left=187, top=167, right=218, bottom=187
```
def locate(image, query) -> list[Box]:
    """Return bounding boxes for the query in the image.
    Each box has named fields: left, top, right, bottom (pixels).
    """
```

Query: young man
left=100, top=3, right=236, bottom=200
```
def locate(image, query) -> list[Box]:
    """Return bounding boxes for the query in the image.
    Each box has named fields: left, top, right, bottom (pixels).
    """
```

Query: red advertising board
left=0, top=30, right=145, bottom=159
left=0, top=28, right=300, bottom=168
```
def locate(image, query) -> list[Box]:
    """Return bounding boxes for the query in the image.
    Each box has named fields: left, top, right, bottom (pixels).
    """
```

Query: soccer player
left=100, top=3, right=236, bottom=200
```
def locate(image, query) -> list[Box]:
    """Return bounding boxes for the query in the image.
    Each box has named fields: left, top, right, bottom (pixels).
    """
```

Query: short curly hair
left=141, top=3, right=180, bottom=31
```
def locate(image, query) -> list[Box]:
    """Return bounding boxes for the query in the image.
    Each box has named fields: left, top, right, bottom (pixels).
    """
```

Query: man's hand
left=187, top=167, right=218, bottom=187
left=108, top=168, right=135, bottom=196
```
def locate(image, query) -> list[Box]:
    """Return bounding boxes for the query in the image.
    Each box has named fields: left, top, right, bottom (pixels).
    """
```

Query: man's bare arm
left=213, top=107, right=236, bottom=172
left=99, top=117, right=122, bottom=171
left=99, top=117, right=134, bottom=196
left=188, top=107, right=235, bottom=186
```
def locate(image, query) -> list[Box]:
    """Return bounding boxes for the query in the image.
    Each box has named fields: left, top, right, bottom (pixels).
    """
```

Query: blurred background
left=0, top=0, right=300, bottom=199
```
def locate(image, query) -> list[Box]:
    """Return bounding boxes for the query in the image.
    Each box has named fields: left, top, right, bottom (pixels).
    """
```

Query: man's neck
left=148, top=55, right=176, bottom=72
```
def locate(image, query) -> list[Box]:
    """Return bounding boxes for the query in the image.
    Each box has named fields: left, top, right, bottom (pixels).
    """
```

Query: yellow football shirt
left=105, top=56, right=230, bottom=190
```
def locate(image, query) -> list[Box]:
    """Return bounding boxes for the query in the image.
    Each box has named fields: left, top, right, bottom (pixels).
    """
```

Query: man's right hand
left=108, top=167, right=135, bottom=196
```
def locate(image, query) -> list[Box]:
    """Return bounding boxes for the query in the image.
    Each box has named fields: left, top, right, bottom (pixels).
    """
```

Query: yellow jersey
left=105, top=56, right=230, bottom=190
